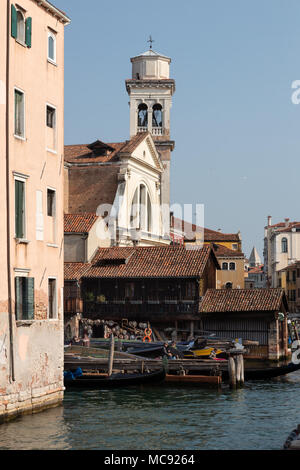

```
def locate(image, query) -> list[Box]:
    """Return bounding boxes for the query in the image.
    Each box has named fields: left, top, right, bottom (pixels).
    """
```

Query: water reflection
left=0, top=372, right=300, bottom=450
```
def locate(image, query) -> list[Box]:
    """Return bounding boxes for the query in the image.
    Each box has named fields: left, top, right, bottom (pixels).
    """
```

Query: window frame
left=282, top=237, right=288, bottom=253
left=14, top=87, right=25, bottom=140
left=47, top=30, right=57, bottom=65
left=15, top=276, right=35, bottom=321
left=47, top=187, right=56, bottom=217
left=14, top=174, right=27, bottom=240
left=48, top=277, right=58, bottom=319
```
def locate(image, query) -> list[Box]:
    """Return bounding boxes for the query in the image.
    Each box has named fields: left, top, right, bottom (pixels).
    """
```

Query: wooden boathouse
left=64, top=245, right=220, bottom=340
left=199, top=288, right=289, bottom=361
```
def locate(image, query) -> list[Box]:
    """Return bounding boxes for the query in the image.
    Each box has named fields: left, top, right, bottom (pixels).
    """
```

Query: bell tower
left=125, top=42, right=175, bottom=237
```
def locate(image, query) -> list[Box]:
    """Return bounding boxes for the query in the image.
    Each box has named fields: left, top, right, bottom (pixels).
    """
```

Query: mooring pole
left=228, top=355, right=236, bottom=389
left=108, top=333, right=115, bottom=377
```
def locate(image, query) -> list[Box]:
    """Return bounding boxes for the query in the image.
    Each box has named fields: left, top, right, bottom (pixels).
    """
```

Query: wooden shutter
left=15, top=180, right=24, bottom=238
left=23, top=278, right=34, bottom=320
left=11, top=5, right=17, bottom=39
left=25, top=17, right=32, bottom=48
left=15, top=277, right=22, bottom=320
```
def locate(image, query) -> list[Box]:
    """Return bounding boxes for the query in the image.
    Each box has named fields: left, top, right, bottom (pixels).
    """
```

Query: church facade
left=64, top=46, right=176, bottom=251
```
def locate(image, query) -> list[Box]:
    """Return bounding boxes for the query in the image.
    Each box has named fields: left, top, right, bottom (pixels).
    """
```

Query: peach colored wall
left=1, top=0, right=69, bottom=422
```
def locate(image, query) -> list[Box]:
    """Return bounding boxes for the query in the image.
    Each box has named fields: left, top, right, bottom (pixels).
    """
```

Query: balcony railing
left=137, top=126, right=148, bottom=133
left=152, top=127, right=163, bottom=136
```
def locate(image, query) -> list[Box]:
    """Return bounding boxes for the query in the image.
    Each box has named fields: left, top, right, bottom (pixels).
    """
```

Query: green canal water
left=0, top=371, right=300, bottom=450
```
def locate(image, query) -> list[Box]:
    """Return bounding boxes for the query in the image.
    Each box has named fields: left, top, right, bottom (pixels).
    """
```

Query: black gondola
left=244, top=362, right=300, bottom=380
left=64, top=368, right=166, bottom=389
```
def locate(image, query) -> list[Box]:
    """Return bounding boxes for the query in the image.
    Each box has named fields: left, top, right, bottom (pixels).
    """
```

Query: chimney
left=267, top=216, right=272, bottom=227
left=285, top=218, right=290, bottom=227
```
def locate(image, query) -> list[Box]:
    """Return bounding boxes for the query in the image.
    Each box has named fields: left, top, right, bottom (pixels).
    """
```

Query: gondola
left=64, top=367, right=166, bottom=389
left=244, top=362, right=300, bottom=380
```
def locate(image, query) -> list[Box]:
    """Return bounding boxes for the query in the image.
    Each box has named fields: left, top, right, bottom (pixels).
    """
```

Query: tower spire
left=147, top=35, right=154, bottom=50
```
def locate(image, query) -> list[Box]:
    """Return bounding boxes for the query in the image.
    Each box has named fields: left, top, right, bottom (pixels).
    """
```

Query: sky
left=56, top=0, right=300, bottom=259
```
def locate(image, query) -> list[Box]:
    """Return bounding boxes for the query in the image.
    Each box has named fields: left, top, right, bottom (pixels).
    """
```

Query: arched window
left=48, top=31, right=56, bottom=63
left=137, top=104, right=148, bottom=128
left=130, top=184, right=152, bottom=233
left=17, top=10, right=25, bottom=43
left=152, top=104, right=162, bottom=128
left=225, top=282, right=233, bottom=289
left=222, top=262, right=228, bottom=270
left=229, top=262, right=236, bottom=271
left=282, top=237, right=288, bottom=253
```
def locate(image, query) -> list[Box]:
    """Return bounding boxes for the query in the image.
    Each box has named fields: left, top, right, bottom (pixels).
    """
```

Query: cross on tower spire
left=147, top=35, right=154, bottom=50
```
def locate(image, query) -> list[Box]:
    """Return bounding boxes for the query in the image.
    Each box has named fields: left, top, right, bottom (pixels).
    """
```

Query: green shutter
left=11, top=5, right=17, bottom=39
left=15, top=277, right=22, bottom=320
left=25, top=17, right=32, bottom=48
left=15, top=180, right=24, bottom=239
left=23, top=278, right=35, bottom=320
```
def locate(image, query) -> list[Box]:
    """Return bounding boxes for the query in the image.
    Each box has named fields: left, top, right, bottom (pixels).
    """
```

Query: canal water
left=0, top=371, right=300, bottom=450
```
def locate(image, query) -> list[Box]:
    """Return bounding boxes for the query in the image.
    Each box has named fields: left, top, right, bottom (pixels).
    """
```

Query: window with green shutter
left=15, top=179, right=25, bottom=239
left=11, top=4, right=32, bottom=48
left=15, top=277, right=35, bottom=320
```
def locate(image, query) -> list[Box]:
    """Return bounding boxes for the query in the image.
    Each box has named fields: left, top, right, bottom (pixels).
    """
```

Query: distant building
left=278, top=261, right=300, bottom=313
left=246, top=265, right=265, bottom=289
left=249, top=246, right=262, bottom=267
left=264, top=216, right=300, bottom=287
left=0, top=1, right=70, bottom=423
left=170, top=216, right=245, bottom=288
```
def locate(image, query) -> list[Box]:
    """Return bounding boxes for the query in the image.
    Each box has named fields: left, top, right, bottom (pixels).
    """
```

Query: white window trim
left=14, top=173, right=27, bottom=242
left=16, top=9, right=26, bottom=45
left=48, top=276, right=58, bottom=320
left=14, top=87, right=26, bottom=140
left=46, top=102, right=57, bottom=153
left=47, top=31, right=57, bottom=65
left=47, top=186, right=57, bottom=243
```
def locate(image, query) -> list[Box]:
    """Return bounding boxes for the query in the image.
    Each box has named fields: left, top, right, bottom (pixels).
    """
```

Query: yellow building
left=170, top=216, right=244, bottom=289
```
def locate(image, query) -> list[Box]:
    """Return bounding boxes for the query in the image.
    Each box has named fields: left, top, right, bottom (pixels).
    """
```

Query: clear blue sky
left=56, top=0, right=300, bottom=258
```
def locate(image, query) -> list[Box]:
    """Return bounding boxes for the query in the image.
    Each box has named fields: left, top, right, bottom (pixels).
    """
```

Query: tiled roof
left=64, top=245, right=220, bottom=280
left=212, top=243, right=244, bottom=259
left=64, top=263, right=91, bottom=281
left=67, top=164, right=120, bottom=214
left=248, top=265, right=264, bottom=274
left=64, top=133, right=150, bottom=165
left=200, top=288, right=287, bottom=313
left=266, top=221, right=300, bottom=232
left=171, top=217, right=240, bottom=242
left=64, top=213, right=98, bottom=233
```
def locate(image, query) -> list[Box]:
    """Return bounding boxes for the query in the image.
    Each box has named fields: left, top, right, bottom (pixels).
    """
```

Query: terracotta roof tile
left=64, top=263, right=91, bottom=281
left=171, top=217, right=240, bottom=242
left=65, top=245, right=220, bottom=280
left=200, top=288, right=287, bottom=313
left=212, top=243, right=244, bottom=258
left=64, top=213, right=98, bottom=233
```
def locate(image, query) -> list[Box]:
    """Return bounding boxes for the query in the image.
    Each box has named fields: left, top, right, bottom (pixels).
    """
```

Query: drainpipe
left=6, top=0, right=15, bottom=382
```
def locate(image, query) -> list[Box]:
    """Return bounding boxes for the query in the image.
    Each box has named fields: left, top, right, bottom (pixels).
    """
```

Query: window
left=46, top=105, right=56, bottom=128
left=130, top=184, right=152, bottom=234
left=48, top=31, right=56, bottom=63
left=225, top=282, right=233, bottom=289
left=229, top=262, right=236, bottom=271
left=15, top=179, right=25, bottom=239
left=15, top=277, right=34, bottom=320
left=47, top=189, right=56, bottom=217
left=17, top=10, right=25, bottom=43
left=232, top=244, right=238, bottom=250
left=222, top=262, right=228, bottom=270
left=282, top=237, right=288, bottom=253
left=11, top=5, right=32, bottom=47
left=293, top=271, right=296, bottom=282
left=137, top=103, right=148, bottom=128
left=152, top=104, right=162, bottom=128
left=297, top=269, right=300, bottom=278
left=14, top=89, right=25, bottom=138
left=48, top=278, right=57, bottom=319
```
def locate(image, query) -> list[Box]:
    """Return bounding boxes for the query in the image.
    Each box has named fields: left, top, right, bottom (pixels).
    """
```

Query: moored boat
left=64, top=367, right=166, bottom=389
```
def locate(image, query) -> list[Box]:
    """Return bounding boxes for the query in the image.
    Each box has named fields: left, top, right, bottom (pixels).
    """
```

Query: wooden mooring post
left=108, top=333, right=115, bottom=377
left=228, top=351, right=245, bottom=388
